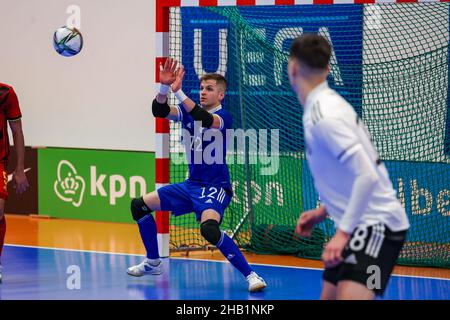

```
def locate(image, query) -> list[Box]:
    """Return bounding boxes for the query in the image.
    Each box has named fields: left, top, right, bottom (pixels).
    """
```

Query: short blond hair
left=200, top=73, right=227, bottom=92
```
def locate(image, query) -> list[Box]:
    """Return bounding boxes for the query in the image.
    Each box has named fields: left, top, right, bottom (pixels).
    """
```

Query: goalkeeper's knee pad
left=130, top=197, right=152, bottom=222
left=200, top=219, right=222, bottom=245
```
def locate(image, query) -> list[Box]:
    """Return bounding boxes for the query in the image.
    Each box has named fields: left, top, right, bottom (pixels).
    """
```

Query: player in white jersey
left=287, top=34, right=410, bottom=300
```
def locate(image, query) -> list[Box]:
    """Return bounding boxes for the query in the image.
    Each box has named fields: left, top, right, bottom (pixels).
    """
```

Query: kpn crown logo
left=54, top=160, right=86, bottom=207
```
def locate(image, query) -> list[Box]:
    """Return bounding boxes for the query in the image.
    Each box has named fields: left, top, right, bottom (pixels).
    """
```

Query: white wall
left=0, top=0, right=156, bottom=151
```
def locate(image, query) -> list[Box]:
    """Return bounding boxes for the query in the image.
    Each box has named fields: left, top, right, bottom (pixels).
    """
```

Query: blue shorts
left=157, top=180, right=232, bottom=222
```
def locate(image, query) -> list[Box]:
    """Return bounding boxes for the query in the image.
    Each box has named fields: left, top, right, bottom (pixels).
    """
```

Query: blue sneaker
left=127, top=259, right=163, bottom=276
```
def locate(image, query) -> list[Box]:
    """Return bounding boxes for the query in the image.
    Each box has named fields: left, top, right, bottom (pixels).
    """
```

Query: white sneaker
left=246, top=271, right=267, bottom=292
left=127, top=259, right=163, bottom=277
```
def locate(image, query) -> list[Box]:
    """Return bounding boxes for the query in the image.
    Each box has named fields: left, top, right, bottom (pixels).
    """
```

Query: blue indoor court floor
left=0, top=244, right=448, bottom=300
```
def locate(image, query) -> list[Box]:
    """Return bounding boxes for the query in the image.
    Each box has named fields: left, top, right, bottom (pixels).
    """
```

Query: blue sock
left=216, top=232, right=253, bottom=277
left=137, top=214, right=159, bottom=260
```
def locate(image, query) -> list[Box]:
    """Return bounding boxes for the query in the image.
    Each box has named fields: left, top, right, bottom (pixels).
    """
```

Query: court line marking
left=5, top=243, right=450, bottom=282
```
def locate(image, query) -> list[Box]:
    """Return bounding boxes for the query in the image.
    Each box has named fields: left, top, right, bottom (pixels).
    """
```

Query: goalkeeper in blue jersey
left=126, top=58, right=267, bottom=292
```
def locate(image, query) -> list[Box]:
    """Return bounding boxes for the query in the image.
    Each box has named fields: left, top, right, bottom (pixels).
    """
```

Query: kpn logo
left=54, top=160, right=85, bottom=207
left=54, top=160, right=149, bottom=207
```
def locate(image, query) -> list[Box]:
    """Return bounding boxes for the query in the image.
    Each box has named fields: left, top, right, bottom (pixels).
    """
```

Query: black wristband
left=152, top=98, right=170, bottom=118
left=189, top=104, right=214, bottom=128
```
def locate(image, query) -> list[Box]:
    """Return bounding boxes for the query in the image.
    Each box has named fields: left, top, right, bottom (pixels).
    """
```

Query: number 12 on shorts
left=199, top=187, right=227, bottom=204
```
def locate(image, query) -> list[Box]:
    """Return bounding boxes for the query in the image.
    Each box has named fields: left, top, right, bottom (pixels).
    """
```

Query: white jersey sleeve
left=303, top=81, right=409, bottom=233
left=313, top=118, right=379, bottom=233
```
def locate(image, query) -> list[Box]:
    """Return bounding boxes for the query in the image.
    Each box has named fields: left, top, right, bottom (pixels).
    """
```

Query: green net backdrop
left=166, top=3, right=450, bottom=267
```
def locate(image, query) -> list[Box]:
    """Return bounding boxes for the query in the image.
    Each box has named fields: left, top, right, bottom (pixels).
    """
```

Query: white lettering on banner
left=437, top=190, right=450, bottom=217
left=194, top=28, right=228, bottom=77
left=55, top=161, right=148, bottom=207
left=397, top=178, right=405, bottom=209
left=394, top=178, right=449, bottom=217
left=251, top=181, right=262, bottom=205
left=243, top=28, right=266, bottom=86
left=232, top=181, right=284, bottom=207
left=109, top=175, right=127, bottom=205
left=318, top=27, right=344, bottom=86
left=411, top=179, right=433, bottom=215
left=274, top=27, right=303, bottom=86
left=265, top=182, right=284, bottom=206
left=91, top=166, right=107, bottom=197
left=90, top=169, right=149, bottom=205
left=306, top=177, right=449, bottom=218
left=130, top=176, right=147, bottom=199
left=193, top=26, right=343, bottom=88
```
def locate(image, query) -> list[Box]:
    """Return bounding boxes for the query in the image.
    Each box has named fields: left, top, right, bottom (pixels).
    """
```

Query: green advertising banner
left=170, top=153, right=303, bottom=228
left=168, top=152, right=305, bottom=251
left=38, top=148, right=155, bottom=223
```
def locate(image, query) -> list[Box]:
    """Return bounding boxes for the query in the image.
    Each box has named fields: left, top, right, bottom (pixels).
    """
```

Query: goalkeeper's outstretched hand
left=160, top=57, right=178, bottom=86
left=172, top=65, right=185, bottom=93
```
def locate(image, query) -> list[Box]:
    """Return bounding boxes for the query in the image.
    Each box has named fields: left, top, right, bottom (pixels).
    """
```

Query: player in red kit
left=0, top=83, right=29, bottom=283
